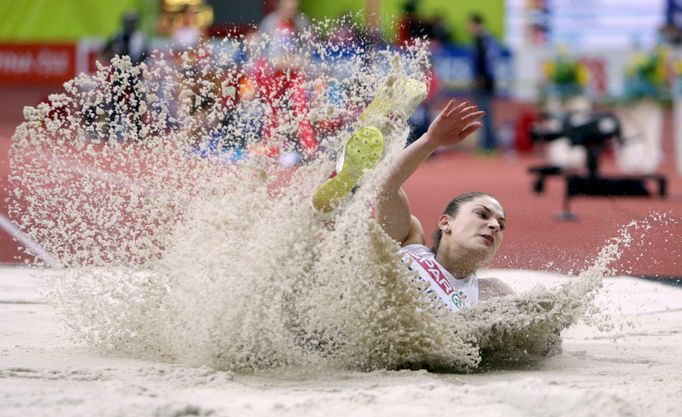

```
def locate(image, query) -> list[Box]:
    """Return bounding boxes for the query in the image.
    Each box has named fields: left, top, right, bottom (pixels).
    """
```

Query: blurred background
left=0, top=0, right=680, bottom=278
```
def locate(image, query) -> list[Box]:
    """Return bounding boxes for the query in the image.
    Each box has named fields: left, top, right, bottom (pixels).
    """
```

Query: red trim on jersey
left=406, top=252, right=453, bottom=295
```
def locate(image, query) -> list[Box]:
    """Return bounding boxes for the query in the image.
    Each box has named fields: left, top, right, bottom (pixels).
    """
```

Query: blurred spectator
left=397, top=0, right=421, bottom=44
left=365, top=0, right=386, bottom=47
left=328, top=10, right=386, bottom=54
left=328, top=12, right=358, bottom=48
left=528, top=0, right=550, bottom=45
left=468, top=13, right=498, bottom=151
left=99, top=11, right=149, bottom=140
left=101, top=11, right=148, bottom=65
left=407, top=73, right=439, bottom=146
left=171, top=5, right=203, bottom=52
left=255, top=0, right=316, bottom=161
left=258, top=0, right=311, bottom=57
left=398, top=1, right=454, bottom=46
left=398, top=0, right=436, bottom=45
left=430, top=13, right=454, bottom=46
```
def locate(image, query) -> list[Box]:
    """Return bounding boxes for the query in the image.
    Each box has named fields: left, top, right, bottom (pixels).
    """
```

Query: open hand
left=425, top=99, right=485, bottom=148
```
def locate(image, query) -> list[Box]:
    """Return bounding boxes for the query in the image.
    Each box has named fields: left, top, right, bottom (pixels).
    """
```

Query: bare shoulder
left=478, top=277, right=515, bottom=300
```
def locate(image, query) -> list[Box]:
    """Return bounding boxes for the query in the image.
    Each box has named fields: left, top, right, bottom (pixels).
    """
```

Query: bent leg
left=311, top=126, right=384, bottom=214
left=311, top=77, right=427, bottom=215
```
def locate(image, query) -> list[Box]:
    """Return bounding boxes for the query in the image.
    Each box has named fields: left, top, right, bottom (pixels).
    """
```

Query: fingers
left=447, top=100, right=469, bottom=117
left=446, top=102, right=481, bottom=119
left=459, top=121, right=483, bottom=138
left=438, top=100, right=482, bottom=130
left=461, top=110, right=485, bottom=123
left=441, top=99, right=459, bottom=115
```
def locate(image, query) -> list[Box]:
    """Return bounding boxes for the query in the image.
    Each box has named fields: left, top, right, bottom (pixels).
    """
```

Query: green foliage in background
left=0, top=0, right=503, bottom=44
left=0, top=0, right=157, bottom=41
left=300, top=0, right=504, bottom=44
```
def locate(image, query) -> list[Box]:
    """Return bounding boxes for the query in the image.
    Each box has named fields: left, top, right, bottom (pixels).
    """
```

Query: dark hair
left=469, top=13, right=484, bottom=25
left=431, top=192, right=495, bottom=253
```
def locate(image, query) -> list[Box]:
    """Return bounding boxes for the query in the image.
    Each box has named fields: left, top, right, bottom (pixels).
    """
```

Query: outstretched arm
left=376, top=100, right=484, bottom=245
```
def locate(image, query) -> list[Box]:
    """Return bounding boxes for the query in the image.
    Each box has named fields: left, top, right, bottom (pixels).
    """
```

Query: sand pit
left=1, top=267, right=680, bottom=417
left=3, top=19, right=681, bottom=416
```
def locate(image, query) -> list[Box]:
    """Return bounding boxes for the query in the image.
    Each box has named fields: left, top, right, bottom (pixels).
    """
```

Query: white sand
left=5, top=21, right=680, bottom=416
left=1, top=267, right=680, bottom=417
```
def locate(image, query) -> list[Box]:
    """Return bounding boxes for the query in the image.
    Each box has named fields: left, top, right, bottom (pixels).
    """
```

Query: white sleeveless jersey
left=401, top=244, right=479, bottom=312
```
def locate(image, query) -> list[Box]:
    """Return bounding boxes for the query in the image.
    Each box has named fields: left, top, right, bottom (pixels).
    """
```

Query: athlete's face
left=444, top=195, right=505, bottom=261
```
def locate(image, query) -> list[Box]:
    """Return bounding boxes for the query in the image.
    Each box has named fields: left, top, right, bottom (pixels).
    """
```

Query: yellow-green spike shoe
left=357, top=76, right=428, bottom=126
left=312, top=126, right=384, bottom=214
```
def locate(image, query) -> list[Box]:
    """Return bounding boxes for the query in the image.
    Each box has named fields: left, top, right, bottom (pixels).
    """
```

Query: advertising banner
left=0, top=43, right=76, bottom=85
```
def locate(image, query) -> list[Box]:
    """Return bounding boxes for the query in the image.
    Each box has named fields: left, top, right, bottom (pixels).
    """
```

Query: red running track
left=403, top=149, right=681, bottom=278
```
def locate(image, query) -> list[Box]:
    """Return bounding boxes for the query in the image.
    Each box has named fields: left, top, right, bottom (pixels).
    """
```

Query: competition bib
left=405, top=252, right=454, bottom=295
left=404, top=250, right=475, bottom=311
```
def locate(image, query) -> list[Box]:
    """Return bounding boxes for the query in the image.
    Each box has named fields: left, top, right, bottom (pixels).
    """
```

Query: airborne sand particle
left=7, top=20, right=657, bottom=373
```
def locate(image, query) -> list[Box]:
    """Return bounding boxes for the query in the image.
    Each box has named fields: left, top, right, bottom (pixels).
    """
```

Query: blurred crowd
left=96, top=0, right=679, bottom=174
left=97, top=0, right=504, bottom=165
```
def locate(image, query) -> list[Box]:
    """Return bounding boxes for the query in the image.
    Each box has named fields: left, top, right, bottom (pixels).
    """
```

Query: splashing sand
left=7, top=22, right=653, bottom=373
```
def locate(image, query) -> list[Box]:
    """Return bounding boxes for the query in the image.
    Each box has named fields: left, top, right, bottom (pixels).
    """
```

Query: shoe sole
left=312, top=126, right=384, bottom=214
